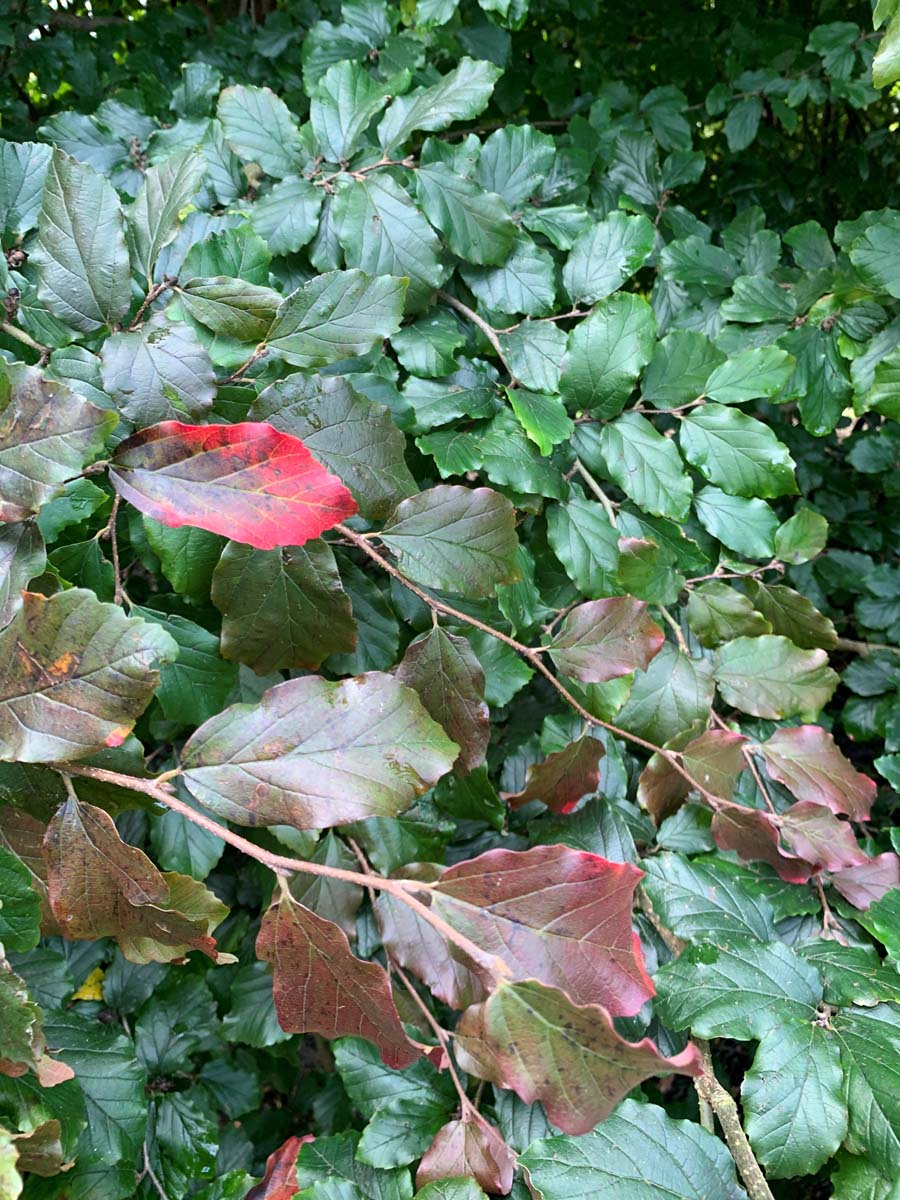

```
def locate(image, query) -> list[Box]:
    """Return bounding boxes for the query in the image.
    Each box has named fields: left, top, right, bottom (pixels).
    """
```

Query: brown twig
left=436, top=290, right=520, bottom=385
left=741, top=746, right=778, bottom=815
left=573, top=459, right=618, bottom=523
left=334, top=524, right=726, bottom=808
left=222, top=345, right=268, bottom=384
left=1, top=321, right=50, bottom=362
left=129, top=279, right=175, bottom=330
left=51, top=761, right=505, bottom=979
left=394, top=965, right=477, bottom=1119
left=97, top=495, right=126, bottom=605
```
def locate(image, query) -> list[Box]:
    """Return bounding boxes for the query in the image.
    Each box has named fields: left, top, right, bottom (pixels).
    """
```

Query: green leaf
left=744, top=581, right=838, bottom=650
left=100, top=318, right=216, bottom=424
left=519, top=1099, right=746, bottom=1199
left=704, top=347, right=796, bottom=404
left=617, top=644, right=715, bottom=743
left=507, top=389, right=573, bottom=456
left=179, top=277, right=281, bottom=342
left=212, top=539, right=356, bottom=673
left=415, top=164, right=515, bottom=267
left=267, top=269, right=408, bottom=367
left=641, top=331, right=726, bottom=409
left=249, top=176, right=323, bottom=256
left=546, top=496, right=620, bottom=598
left=130, top=606, right=238, bottom=726
left=378, top=58, right=501, bottom=149
left=251, top=372, right=416, bottom=520
left=150, top=787, right=225, bottom=881
left=42, top=1011, right=147, bottom=1165
left=33, top=150, right=131, bottom=333
left=396, top=627, right=489, bottom=774
left=475, top=125, right=555, bottom=207
left=859, top=889, right=900, bottom=960
left=126, top=149, right=205, bottom=282
left=833, top=1005, right=900, bottom=1178
left=380, top=485, right=519, bottom=597
left=725, top=96, right=763, bottom=151
left=562, top=212, right=655, bottom=304
left=694, top=487, right=778, bottom=558
left=721, top=274, right=797, bottom=323
left=686, top=581, right=772, bottom=648
left=499, top=320, right=567, bottom=393
left=599, top=412, right=692, bottom=519
left=296, top=1132, right=414, bottom=1200
left=0, top=140, right=51, bottom=239
left=334, top=174, right=446, bottom=308
left=311, top=61, right=392, bottom=161
left=714, top=635, right=839, bottom=719
left=0, top=844, right=41, bottom=952
left=0, top=589, right=176, bottom=763
left=181, top=672, right=457, bottom=829
left=680, top=404, right=797, bottom=499
left=742, top=1021, right=847, bottom=1179
left=461, top=234, right=556, bottom=318
left=850, top=213, right=900, bottom=298
left=559, top=294, right=656, bottom=418
left=642, top=853, right=777, bottom=944
left=143, top=520, right=224, bottom=602
left=479, top=409, right=566, bottom=498
left=392, top=312, right=465, bottom=378
left=655, top=939, right=822, bottom=1039
left=0, top=521, right=45, bottom=629
left=775, top=509, right=829, bottom=564
left=217, top=85, right=303, bottom=178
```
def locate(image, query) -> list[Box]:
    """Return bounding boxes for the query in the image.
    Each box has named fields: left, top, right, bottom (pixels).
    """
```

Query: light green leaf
left=311, top=61, right=392, bottom=161
left=546, top=496, right=620, bottom=599
left=179, top=277, right=281, bottom=342
left=267, top=269, right=407, bottom=367
left=599, top=412, right=692, bottom=519
left=508, top=389, right=573, bottom=455
left=680, top=404, right=797, bottom=498
left=33, top=150, right=131, bottom=333
left=415, top=163, right=515, bottom=267
left=704, top=346, right=797, bottom=404
left=380, top=485, right=519, bottom=597
left=694, top=486, right=778, bottom=558
left=655, top=939, right=822, bottom=1039
left=714, top=634, right=839, bottom=719
left=378, top=58, right=501, bottom=149
left=560, top=293, right=656, bottom=417
left=743, top=1021, right=847, bottom=1179
left=126, top=149, right=205, bottom=282
left=562, top=212, right=655, bottom=304
left=249, top=176, right=323, bottom=256
left=0, top=140, right=51, bottom=239
left=461, top=233, right=556, bottom=317
left=217, top=85, right=303, bottom=178
left=100, top=317, right=216, bottom=424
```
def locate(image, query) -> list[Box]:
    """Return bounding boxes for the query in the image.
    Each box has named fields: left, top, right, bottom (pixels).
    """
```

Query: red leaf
left=256, top=888, right=421, bottom=1069
left=711, top=805, right=813, bottom=884
left=639, top=729, right=747, bottom=822
left=778, top=801, right=868, bottom=873
left=246, top=1134, right=314, bottom=1200
left=110, top=421, right=357, bottom=550
left=831, top=853, right=900, bottom=909
left=377, top=844, right=654, bottom=1016
left=455, top=979, right=701, bottom=1136
left=416, top=1115, right=516, bottom=1195
left=503, top=736, right=604, bottom=814
left=548, top=597, right=665, bottom=683
left=755, top=726, right=877, bottom=820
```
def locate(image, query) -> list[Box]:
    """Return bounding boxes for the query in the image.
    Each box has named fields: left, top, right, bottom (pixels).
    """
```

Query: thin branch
left=436, top=290, right=520, bottom=385
left=741, top=747, right=778, bottom=815
left=140, top=1144, right=170, bottom=1200
left=573, top=459, right=618, bottom=524
left=394, top=965, right=477, bottom=1119
left=656, top=606, right=688, bottom=654
left=813, top=875, right=847, bottom=944
left=51, top=761, right=506, bottom=980
left=129, top=279, right=175, bottom=331
left=97, top=495, right=125, bottom=605
left=640, top=892, right=774, bottom=1200
left=222, top=345, right=267, bottom=384
left=694, top=1041, right=776, bottom=1200
left=334, top=524, right=727, bottom=809
left=1, top=322, right=50, bottom=362
left=835, top=637, right=900, bottom=657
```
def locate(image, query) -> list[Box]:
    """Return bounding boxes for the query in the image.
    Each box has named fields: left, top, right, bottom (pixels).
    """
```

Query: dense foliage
left=1, top=2, right=900, bottom=1199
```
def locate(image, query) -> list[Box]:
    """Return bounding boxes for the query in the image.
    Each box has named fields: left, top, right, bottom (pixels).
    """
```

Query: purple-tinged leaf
left=503, top=736, right=604, bottom=814
left=639, top=729, right=747, bottom=822
left=547, top=597, right=665, bottom=683
left=831, top=853, right=900, bottom=909
left=756, top=726, right=877, bottom=820
left=416, top=1115, right=516, bottom=1195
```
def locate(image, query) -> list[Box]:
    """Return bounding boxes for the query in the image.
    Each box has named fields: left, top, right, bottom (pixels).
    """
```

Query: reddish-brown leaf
left=756, top=726, right=877, bottom=820
left=455, top=979, right=701, bottom=1136
left=44, top=797, right=228, bottom=963
left=416, top=1115, right=516, bottom=1195
left=256, top=889, right=421, bottom=1069
left=639, top=729, right=747, bottom=822
left=548, top=597, right=665, bottom=683
left=778, top=801, right=868, bottom=873
left=110, top=421, right=357, bottom=550
left=245, top=1134, right=314, bottom=1200
left=0, top=808, right=59, bottom=935
left=395, top=627, right=490, bottom=775
left=831, top=853, right=900, bottom=909
left=711, top=805, right=813, bottom=884
left=378, top=844, right=654, bottom=1016
left=503, top=736, right=604, bottom=814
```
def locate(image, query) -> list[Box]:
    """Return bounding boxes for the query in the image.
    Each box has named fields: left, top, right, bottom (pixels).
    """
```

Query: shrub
left=1, top=2, right=898, bottom=1198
